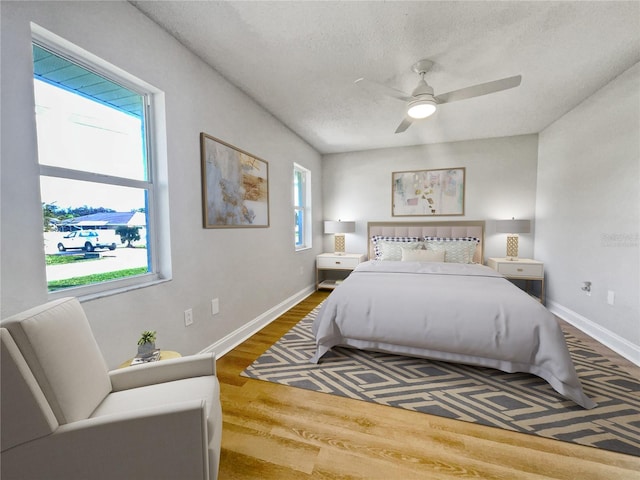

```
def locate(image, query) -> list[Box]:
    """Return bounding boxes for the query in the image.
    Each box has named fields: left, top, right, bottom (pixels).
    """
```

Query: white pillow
left=376, top=240, right=423, bottom=261
left=401, top=248, right=445, bottom=262
left=424, top=237, right=480, bottom=264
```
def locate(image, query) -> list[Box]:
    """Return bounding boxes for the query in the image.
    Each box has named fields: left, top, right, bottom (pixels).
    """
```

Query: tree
left=42, top=202, right=65, bottom=231
left=68, top=205, right=115, bottom=217
left=116, top=226, right=141, bottom=247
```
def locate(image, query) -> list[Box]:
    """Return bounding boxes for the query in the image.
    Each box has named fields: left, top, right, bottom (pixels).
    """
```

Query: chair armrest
left=1, top=400, right=210, bottom=480
left=109, top=352, right=216, bottom=392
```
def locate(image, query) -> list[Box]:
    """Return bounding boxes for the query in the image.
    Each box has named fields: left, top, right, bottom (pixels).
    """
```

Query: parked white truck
left=56, top=230, right=118, bottom=252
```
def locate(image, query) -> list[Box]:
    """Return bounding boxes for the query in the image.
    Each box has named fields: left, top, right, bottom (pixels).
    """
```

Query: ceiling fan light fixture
left=407, top=98, right=437, bottom=119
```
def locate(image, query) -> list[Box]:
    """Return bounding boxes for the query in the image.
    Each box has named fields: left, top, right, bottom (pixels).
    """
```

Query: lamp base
left=506, top=234, right=519, bottom=261
left=334, top=234, right=346, bottom=255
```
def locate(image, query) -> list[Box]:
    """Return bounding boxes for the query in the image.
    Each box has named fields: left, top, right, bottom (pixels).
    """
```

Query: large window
left=293, top=163, right=312, bottom=250
left=32, top=35, right=167, bottom=297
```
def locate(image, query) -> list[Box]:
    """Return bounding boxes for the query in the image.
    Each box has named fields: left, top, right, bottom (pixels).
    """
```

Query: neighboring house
left=57, top=211, right=146, bottom=232
left=43, top=212, right=147, bottom=254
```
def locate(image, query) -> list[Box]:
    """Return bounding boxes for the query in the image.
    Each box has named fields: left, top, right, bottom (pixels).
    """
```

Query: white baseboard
left=199, top=285, right=316, bottom=358
left=547, top=300, right=640, bottom=366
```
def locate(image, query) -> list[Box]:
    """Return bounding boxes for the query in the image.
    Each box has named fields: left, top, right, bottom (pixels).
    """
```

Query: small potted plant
left=137, top=330, right=157, bottom=355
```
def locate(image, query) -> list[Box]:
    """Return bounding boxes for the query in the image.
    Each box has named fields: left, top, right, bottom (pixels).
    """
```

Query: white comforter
left=311, top=261, right=596, bottom=409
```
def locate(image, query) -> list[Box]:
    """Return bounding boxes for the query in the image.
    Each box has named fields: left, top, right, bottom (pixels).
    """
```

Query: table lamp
left=324, top=220, right=355, bottom=255
left=495, top=218, right=530, bottom=261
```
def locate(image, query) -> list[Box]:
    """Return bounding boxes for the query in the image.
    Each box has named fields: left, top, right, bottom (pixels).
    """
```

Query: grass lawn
left=46, top=253, right=101, bottom=266
left=48, top=267, right=149, bottom=291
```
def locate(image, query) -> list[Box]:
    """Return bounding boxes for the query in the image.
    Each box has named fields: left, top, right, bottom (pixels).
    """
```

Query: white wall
left=322, top=134, right=539, bottom=261
left=0, top=1, right=323, bottom=367
left=536, top=62, right=640, bottom=363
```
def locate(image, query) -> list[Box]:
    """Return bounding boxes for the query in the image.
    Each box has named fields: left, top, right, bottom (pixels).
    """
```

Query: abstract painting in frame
left=200, top=133, right=269, bottom=228
left=392, top=167, right=465, bottom=216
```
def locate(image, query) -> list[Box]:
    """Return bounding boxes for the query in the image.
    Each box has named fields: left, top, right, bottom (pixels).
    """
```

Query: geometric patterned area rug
left=242, top=305, right=640, bottom=457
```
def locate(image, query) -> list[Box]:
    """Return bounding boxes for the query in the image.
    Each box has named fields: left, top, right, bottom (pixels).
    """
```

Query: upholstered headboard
left=367, top=220, right=485, bottom=263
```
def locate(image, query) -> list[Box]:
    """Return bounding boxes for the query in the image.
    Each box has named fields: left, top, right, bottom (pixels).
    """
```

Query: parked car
left=57, top=230, right=117, bottom=252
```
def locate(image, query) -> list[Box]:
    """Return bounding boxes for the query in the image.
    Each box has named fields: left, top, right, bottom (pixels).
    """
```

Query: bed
left=311, top=221, right=596, bottom=409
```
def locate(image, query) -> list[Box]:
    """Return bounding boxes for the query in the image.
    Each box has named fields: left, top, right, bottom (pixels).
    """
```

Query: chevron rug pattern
left=242, top=306, right=640, bottom=457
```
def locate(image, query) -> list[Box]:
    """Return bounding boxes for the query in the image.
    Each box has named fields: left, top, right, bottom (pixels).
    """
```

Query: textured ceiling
left=131, top=1, right=640, bottom=154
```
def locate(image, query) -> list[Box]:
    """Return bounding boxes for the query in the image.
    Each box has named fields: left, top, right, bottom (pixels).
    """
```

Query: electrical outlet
left=184, top=308, right=193, bottom=326
left=607, top=290, right=615, bottom=305
left=211, top=298, right=219, bottom=316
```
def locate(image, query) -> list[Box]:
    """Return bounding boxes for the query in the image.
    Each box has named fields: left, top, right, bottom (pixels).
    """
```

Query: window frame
left=293, top=163, right=312, bottom=251
left=32, top=25, right=171, bottom=300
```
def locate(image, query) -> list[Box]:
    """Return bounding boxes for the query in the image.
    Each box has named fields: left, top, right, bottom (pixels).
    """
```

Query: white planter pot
left=137, top=342, right=156, bottom=355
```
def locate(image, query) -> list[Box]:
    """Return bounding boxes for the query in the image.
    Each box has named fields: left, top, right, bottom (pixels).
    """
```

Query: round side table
left=117, top=350, right=182, bottom=369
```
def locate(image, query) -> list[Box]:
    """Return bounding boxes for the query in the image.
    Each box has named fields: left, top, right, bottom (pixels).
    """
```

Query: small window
left=32, top=33, right=168, bottom=297
left=293, top=163, right=312, bottom=250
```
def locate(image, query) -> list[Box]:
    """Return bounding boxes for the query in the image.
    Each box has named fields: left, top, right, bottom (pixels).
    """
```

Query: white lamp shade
left=324, top=220, right=355, bottom=234
left=495, top=219, right=531, bottom=234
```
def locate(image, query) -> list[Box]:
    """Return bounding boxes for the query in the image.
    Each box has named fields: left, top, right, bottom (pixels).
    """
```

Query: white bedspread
left=311, top=260, right=596, bottom=409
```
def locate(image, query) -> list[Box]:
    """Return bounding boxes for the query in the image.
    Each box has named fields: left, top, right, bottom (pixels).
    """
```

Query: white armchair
left=1, top=297, right=222, bottom=480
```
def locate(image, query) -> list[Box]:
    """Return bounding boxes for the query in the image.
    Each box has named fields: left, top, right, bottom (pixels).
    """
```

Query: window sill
left=47, top=275, right=172, bottom=303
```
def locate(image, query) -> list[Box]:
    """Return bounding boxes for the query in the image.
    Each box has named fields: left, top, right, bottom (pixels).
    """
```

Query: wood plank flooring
left=216, top=291, right=640, bottom=479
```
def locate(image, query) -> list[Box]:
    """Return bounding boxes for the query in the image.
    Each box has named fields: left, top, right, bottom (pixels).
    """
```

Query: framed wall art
left=392, top=167, right=465, bottom=216
left=200, top=133, right=269, bottom=228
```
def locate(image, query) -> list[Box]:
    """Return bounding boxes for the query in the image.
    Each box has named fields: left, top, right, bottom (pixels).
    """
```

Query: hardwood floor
left=216, top=291, right=640, bottom=479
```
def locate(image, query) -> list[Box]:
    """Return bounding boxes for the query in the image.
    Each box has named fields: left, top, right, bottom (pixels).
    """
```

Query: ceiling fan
left=355, top=59, right=522, bottom=134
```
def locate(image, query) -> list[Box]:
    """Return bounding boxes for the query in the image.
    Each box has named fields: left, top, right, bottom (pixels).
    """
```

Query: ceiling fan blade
left=434, top=75, right=522, bottom=104
left=395, top=117, right=414, bottom=134
left=355, top=77, right=412, bottom=102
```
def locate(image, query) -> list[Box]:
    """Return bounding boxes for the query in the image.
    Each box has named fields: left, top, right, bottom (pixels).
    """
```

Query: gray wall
left=1, top=1, right=323, bottom=367
left=2, top=1, right=637, bottom=369
left=322, top=134, right=540, bottom=261
left=536, top=62, right=640, bottom=361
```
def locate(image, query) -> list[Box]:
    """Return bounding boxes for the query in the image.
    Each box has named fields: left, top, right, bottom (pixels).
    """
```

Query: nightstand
left=316, top=253, right=366, bottom=290
left=487, top=257, right=545, bottom=303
